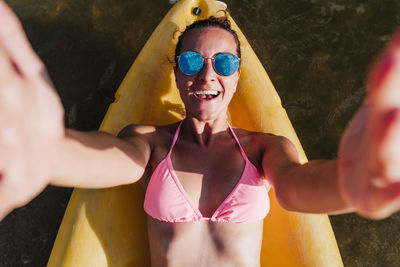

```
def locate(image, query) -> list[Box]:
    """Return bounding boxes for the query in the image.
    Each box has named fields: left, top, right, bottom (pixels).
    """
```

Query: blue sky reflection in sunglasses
left=178, top=52, right=204, bottom=75
left=178, top=52, right=239, bottom=76
left=214, top=53, right=239, bottom=76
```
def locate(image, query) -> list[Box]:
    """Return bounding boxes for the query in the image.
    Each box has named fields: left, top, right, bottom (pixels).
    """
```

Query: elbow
left=265, top=163, right=301, bottom=212
left=269, top=176, right=299, bottom=212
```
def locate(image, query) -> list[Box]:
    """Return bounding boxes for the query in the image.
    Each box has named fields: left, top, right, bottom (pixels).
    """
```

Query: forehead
left=180, top=27, right=237, bottom=55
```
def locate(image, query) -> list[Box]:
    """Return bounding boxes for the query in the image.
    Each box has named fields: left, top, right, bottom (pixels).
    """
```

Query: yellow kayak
left=48, top=0, right=343, bottom=266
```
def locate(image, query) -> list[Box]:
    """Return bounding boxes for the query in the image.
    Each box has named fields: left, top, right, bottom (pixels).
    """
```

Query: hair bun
left=215, top=16, right=231, bottom=27
left=209, top=10, right=231, bottom=28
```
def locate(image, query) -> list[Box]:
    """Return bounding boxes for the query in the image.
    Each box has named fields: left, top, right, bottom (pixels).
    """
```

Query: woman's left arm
left=262, top=135, right=354, bottom=215
left=337, top=32, right=400, bottom=219
left=263, top=32, right=400, bottom=219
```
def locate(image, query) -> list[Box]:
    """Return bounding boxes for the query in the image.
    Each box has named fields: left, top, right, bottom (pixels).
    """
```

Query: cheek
left=224, top=72, right=239, bottom=90
left=175, top=72, right=193, bottom=90
left=176, top=77, right=193, bottom=103
left=222, top=78, right=239, bottom=94
left=177, top=80, right=193, bottom=95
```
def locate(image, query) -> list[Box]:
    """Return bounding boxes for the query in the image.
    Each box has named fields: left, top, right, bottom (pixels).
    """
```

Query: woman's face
left=174, top=26, right=240, bottom=122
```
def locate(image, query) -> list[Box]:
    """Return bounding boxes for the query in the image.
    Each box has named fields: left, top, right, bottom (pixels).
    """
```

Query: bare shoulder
left=231, top=126, right=299, bottom=162
left=231, top=127, right=292, bottom=149
left=255, top=131, right=298, bottom=160
left=117, top=122, right=181, bottom=147
left=118, top=124, right=157, bottom=137
left=228, top=127, right=299, bottom=184
left=116, top=125, right=156, bottom=154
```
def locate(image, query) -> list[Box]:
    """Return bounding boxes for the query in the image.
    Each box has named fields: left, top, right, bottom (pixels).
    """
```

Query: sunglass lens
left=214, top=53, right=239, bottom=76
left=178, top=52, right=204, bottom=75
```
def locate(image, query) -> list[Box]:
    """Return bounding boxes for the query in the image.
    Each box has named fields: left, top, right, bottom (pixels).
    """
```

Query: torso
left=146, top=217, right=264, bottom=267
left=125, top=122, right=272, bottom=267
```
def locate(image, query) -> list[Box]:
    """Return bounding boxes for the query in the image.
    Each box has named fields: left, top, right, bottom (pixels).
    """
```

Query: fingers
left=0, top=38, right=16, bottom=81
left=0, top=1, right=44, bottom=78
left=0, top=26, right=21, bottom=220
left=368, top=31, right=400, bottom=91
left=360, top=182, right=400, bottom=219
left=368, top=31, right=400, bottom=110
left=0, top=1, right=64, bottom=221
left=368, top=31, right=400, bottom=115
left=0, top=149, right=25, bottom=221
left=367, top=32, right=400, bottom=185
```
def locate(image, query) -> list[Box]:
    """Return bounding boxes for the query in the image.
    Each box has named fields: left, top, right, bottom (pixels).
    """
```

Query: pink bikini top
left=144, top=121, right=270, bottom=223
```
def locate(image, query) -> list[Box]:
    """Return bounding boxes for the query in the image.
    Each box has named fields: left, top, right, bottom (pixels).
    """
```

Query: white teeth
left=195, top=90, right=219, bottom=95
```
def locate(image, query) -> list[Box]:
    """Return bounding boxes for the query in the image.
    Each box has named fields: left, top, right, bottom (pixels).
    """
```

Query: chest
left=148, top=138, right=258, bottom=217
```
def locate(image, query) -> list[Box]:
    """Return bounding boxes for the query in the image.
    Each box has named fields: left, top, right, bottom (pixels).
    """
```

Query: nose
left=198, top=58, right=217, bottom=82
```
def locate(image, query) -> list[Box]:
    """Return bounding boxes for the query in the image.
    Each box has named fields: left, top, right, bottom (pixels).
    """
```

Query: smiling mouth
left=193, top=90, right=221, bottom=100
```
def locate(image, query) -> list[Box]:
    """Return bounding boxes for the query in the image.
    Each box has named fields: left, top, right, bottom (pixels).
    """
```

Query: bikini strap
left=167, top=121, right=183, bottom=156
left=228, top=123, right=249, bottom=161
left=168, top=122, right=247, bottom=160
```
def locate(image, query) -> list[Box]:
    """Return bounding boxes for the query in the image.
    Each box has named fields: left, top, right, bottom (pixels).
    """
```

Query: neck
left=181, top=115, right=229, bottom=147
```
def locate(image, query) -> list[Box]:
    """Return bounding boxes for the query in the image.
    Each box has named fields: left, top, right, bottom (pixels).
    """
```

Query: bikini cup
left=143, top=121, right=270, bottom=223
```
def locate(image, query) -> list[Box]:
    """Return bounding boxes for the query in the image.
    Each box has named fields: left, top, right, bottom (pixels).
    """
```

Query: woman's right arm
left=52, top=129, right=151, bottom=189
left=0, top=1, right=150, bottom=220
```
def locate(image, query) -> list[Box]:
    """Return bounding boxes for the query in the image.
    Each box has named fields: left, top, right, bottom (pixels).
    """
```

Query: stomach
left=146, top=216, right=264, bottom=267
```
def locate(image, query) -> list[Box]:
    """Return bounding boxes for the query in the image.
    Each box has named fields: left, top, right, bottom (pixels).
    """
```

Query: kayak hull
left=48, top=0, right=343, bottom=266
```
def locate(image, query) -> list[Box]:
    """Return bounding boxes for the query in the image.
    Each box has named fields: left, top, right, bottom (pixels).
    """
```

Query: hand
left=338, top=32, right=400, bottom=219
left=0, top=1, right=64, bottom=220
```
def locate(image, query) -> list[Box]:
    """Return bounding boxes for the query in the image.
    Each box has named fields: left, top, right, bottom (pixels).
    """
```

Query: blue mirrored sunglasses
left=177, top=51, right=240, bottom=76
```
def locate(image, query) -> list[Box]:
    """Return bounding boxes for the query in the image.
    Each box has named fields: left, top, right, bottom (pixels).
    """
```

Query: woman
left=0, top=1, right=400, bottom=266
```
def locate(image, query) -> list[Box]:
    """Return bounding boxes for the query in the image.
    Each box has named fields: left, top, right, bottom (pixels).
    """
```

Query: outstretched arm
left=0, top=1, right=64, bottom=219
left=51, top=128, right=150, bottom=189
left=263, top=32, right=400, bottom=219
left=262, top=136, right=354, bottom=215
left=338, top=32, right=400, bottom=219
left=0, top=1, right=150, bottom=220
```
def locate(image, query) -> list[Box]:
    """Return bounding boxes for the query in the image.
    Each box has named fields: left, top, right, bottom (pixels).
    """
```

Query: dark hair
left=174, top=15, right=241, bottom=68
